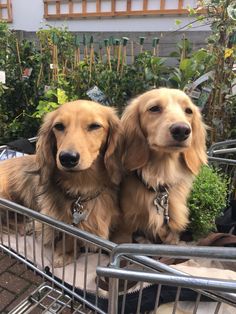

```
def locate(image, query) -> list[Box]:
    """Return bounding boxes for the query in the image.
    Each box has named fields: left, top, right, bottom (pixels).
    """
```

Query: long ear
left=121, top=98, right=149, bottom=171
left=104, top=109, right=123, bottom=185
left=183, top=107, right=207, bottom=175
left=36, top=111, right=57, bottom=184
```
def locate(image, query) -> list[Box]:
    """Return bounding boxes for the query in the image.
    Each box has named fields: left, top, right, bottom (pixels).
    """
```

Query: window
left=44, top=0, right=200, bottom=19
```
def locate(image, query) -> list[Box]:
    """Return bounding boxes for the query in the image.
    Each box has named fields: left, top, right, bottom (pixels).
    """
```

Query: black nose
left=170, top=123, right=191, bottom=142
left=59, top=151, right=80, bottom=168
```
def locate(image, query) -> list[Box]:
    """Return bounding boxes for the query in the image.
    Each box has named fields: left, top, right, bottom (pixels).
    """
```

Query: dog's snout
left=59, top=151, right=80, bottom=168
left=170, top=123, right=191, bottom=142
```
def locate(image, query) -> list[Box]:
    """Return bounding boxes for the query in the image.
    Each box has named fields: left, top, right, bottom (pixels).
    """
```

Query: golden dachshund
left=118, top=88, right=207, bottom=244
left=0, top=100, right=123, bottom=266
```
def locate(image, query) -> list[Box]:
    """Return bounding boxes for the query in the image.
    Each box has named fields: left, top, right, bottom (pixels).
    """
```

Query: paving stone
left=0, top=289, right=15, bottom=312
left=0, top=255, right=16, bottom=274
left=21, top=269, right=44, bottom=285
left=6, top=284, right=37, bottom=312
left=9, top=262, right=27, bottom=276
left=0, top=272, right=29, bottom=294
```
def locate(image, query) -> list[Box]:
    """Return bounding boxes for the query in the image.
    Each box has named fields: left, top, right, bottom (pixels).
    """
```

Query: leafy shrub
left=188, top=165, right=229, bottom=238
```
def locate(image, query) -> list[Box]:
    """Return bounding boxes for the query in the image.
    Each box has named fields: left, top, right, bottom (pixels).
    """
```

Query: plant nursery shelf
left=44, top=0, right=198, bottom=19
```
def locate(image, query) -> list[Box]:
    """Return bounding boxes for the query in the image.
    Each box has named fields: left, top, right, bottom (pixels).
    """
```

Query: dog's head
left=36, top=100, right=122, bottom=185
left=122, top=88, right=207, bottom=175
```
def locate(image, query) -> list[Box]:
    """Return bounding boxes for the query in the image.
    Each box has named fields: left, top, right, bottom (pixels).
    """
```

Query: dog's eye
left=185, top=108, right=193, bottom=115
left=54, top=123, right=65, bottom=131
left=88, top=123, right=102, bottom=131
left=148, top=105, right=162, bottom=113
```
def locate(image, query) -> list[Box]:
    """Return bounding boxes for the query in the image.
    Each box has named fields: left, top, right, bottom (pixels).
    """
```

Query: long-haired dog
left=0, top=100, right=122, bottom=266
left=118, top=88, right=207, bottom=244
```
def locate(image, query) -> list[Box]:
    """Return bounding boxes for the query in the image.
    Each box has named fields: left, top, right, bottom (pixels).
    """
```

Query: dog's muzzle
left=59, top=151, right=80, bottom=168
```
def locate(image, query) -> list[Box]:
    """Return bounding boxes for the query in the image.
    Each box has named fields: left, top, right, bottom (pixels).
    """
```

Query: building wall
left=9, top=0, right=210, bottom=32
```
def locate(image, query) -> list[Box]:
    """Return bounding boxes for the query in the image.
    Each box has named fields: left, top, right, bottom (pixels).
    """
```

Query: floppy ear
left=104, top=109, right=123, bottom=185
left=121, top=98, right=149, bottom=171
left=183, top=107, right=207, bottom=175
left=36, top=111, right=57, bottom=184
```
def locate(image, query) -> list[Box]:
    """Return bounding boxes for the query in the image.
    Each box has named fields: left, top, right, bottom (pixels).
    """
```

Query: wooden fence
left=44, top=0, right=199, bottom=19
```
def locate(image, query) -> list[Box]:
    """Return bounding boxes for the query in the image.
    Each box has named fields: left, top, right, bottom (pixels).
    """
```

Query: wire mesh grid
left=0, top=141, right=236, bottom=314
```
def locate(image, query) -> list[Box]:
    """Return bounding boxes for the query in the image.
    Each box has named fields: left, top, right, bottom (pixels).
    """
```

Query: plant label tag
left=190, top=90, right=201, bottom=99
left=50, top=64, right=54, bottom=69
left=22, top=68, right=32, bottom=79
left=44, top=85, right=51, bottom=93
left=0, top=71, right=6, bottom=84
left=86, top=86, right=109, bottom=106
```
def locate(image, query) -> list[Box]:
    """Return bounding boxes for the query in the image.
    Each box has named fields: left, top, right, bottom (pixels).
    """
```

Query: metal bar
left=123, top=254, right=236, bottom=306
left=208, top=156, right=236, bottom=165
left=136, top=281, right=144, bottom=314
left=97, top=267, right=236, bottom=293
left=1, top=245, right=106, bottom=314
left=153, top=284, right=162, bottom=312
left=0, top=198, right=115, bottom=252
left=193, top=292, right=201, bottom=314
left=173, top=286, right=181, bottom=313
left=210, top=148, right=236, bottom=155
left=110, top=243, right=236, bottom=267
left=208, top=140, right=236, bottom=156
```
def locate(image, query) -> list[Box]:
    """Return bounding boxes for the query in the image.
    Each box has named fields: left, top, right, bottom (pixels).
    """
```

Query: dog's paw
left=53, top=252, right=76, bottom=268
left=162, top=232, right=180, bottom=245
left=158, top=227, right=180, bottom=245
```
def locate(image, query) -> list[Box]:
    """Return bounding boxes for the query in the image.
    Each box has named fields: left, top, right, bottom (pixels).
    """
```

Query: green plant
left=188, top=1, right=236, bottom=142
left=168, top=43, right=214, bottom=89
left=188, top=165, right=229, bottom=238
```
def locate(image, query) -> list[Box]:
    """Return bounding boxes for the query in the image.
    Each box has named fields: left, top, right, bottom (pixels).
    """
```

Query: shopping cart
left=1, top=140, right=236, bottom=314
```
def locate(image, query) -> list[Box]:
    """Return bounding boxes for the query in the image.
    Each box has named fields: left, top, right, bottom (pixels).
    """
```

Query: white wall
left=9, top=0, right=210, bottom=32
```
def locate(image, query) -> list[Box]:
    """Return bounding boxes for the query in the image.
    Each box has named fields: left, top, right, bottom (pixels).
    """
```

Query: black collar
left=135, top=170, right=169, bottom=193
left=70, top=188, right=105, bottom=225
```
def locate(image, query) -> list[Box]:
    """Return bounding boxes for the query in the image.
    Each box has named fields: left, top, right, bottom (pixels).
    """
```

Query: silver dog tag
left=154, top=197, right=162, bottom=214
left=72, top=210, right=87, bottom=225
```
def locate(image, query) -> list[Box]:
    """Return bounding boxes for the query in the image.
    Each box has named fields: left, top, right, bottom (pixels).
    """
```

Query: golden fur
left=0, top=100, right=122, bottom=266
left=118, top=88, right=207, bottom=244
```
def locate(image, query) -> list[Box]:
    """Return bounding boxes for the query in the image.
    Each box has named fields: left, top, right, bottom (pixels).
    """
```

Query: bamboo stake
left=99, top=42, right=103, bottom=63
left=104, top=39, right=111, bottom=71
left=15, top=38, right=23, bottom=76
left=139, top=37, right=145, bottom=53
left=131, top=41, right=134, bottom=64
left=116, top=40, right=121, bottom=73
left=121, top=37, right=129, bottom=75
left=152, top=37, right=159, bottom=56
left=83, top=34, right=88, bottom=60
left=89, top=36, right=94, bottom=82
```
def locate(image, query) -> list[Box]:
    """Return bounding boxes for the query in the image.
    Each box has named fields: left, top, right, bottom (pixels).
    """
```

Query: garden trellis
left=43, top=0, right=199, bottom=19
left=0, top=0, right=12, bottom=22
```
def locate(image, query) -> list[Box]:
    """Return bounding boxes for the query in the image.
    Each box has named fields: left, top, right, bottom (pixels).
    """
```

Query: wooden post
left=82, top=0, right=86, bottom=14
left=96, top=0, right=101, bottom=13
left=160, top=0, right=165, bottom=10
left=127, top=0, right=131, bottom=13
